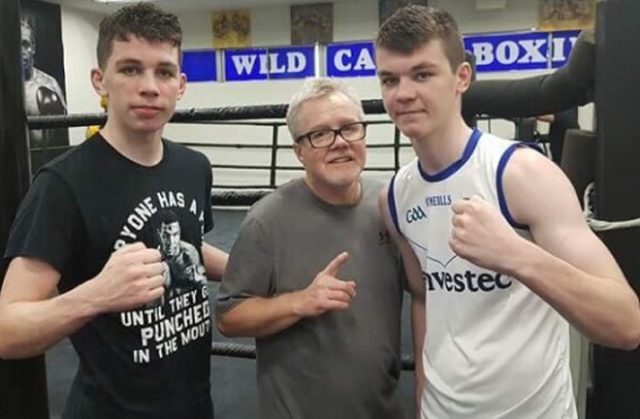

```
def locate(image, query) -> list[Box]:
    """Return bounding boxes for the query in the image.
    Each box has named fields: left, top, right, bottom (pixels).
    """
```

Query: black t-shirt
left=5, top=134, right=215, bottom=418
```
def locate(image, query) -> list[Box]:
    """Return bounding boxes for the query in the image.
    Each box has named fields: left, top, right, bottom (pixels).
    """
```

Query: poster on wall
left=20, top=0, right=69, bottom=172
left=290, top=3, right=333, bottom=45
left=538, top=0, right=595, bottom=30
left=212, top=9, right=251, bottom=49
left=379, top=0, right=428, bottom=26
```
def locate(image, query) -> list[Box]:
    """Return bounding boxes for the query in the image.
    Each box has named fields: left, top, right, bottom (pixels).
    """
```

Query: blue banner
left=223, top=46, right=315, bottom=81
left=181, top=30, right=581, bottom=82
left=463, top=30, right=580, bottom=73
left=326, top=42, right=376, bottom=78
left=182, top=50, right=217, bottom=82
left=549, top=30, right=580, bottom=69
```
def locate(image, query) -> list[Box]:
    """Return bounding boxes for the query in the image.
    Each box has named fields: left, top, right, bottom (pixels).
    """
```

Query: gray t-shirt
left=216, top=178, right=404, bottom=419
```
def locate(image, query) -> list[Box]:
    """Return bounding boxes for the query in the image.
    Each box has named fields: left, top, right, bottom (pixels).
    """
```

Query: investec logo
left=423, top=270, right=512, bottom=293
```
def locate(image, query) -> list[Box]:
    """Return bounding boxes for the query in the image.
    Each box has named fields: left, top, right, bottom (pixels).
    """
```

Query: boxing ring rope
left=583, top=183, right=640, bottom=232
left=210, top=342, right=416, bottom=370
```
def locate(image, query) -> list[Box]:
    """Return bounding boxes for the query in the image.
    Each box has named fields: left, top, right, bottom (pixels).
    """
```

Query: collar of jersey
left=417, top=128, right=481, bottom=182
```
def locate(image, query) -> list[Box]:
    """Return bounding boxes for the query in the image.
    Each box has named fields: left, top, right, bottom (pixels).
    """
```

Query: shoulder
left=164, top=140, right=209, bottom=165
left=163, top=140, right=211, bottom=181
left=503, top=145, right=579, bottom=226
left=388, top=159, right=420, bottom=205
left=243, top=180, right=305, bottom=225
left=33, top=68, right=61, bottom=89
left=504, top=144, right=555, bottom=178
left=25, top=167, right=73, bottom=203
left=394, top=157, right=418, bottom=180
left=387, top=158, right=422, bottom=209
left=361, top=177, right=384, bottom=200
left=476, top=132, right=546, bottom=177
left=359, top=178, right=389, bottom=219
left=504, top=145, right=572, bottom=202
left=249, top=180, right=298, bottom=213
left=37, top=139, right=100, bottom=180
left=477, top=131, right=521, bottom=153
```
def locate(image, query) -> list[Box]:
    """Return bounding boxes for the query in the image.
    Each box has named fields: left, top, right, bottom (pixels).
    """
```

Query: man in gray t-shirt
left=215, top=78, right=405, bottom=419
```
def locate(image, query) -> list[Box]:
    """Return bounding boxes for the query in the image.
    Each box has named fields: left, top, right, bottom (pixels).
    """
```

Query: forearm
left=513, top=241, right=640, bottom=349
left=217, top=292, right=304, bottom=338
left=202, top=243, right=228, bottom=281
left=0, top=287, right=98, bottom=359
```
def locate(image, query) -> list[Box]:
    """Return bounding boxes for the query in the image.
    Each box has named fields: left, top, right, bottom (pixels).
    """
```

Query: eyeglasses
left=295, top=121, right=367, bottom=149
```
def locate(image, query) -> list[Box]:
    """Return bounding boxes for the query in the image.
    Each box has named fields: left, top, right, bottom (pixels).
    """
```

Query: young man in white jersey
left=375, top=5, right=640, bottom=418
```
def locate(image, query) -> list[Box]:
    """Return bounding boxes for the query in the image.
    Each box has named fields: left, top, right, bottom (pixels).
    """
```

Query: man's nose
left=139, top=71, right=160, bottom=96
left=330, top=131, right=351, bottom=149
left=395, top=78, right=417, bottom=101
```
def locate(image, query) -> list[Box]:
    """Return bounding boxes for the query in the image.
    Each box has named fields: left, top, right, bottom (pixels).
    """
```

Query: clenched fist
left=89, top=242, right=166, bottom=313
left=450, top=195, right=526, bottom=274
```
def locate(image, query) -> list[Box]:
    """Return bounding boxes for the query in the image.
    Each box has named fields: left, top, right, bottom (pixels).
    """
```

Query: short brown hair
left=96, top=3, right=182, bottom=69
left=375, top=5, right=465, bottom=71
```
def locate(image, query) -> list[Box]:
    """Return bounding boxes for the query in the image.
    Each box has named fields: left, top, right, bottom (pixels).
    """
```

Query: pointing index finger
left=322, top=252, right=349, bottom=277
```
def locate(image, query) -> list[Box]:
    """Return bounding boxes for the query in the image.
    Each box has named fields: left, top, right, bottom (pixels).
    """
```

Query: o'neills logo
left=424, top=270, right=512, bottom=292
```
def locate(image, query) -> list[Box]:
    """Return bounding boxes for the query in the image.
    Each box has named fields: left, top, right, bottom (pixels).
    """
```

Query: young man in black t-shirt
left=0, top=4, right=227, bottom=418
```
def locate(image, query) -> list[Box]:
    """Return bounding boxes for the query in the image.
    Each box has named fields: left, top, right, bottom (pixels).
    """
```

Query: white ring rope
left=583, top=183, right=640, bottom=231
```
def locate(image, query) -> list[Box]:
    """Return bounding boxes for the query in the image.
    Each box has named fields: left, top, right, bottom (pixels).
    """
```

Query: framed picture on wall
left=20, top=0, right=69, bottom=172
left=290, top=3, right=333, bottom=46
left=538, top=0, right=595, bottom=30
left=379, top=0, right=428, bottom=26
left=212, top=9, right=251, bottom=49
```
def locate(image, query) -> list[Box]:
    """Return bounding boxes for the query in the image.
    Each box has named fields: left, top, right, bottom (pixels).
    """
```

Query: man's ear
left=456, top=61, right=472, bottom=94
left=293, top=142, right=305, bottom=166
left=91, top=68, right=107, bottom=96
left=177, top=72, right=187, bottom=100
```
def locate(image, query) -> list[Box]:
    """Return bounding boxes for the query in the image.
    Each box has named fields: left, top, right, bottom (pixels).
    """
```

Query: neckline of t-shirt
left=96, top=133, right=169, bottom=173
left=297, top=178, right=366, bottom=213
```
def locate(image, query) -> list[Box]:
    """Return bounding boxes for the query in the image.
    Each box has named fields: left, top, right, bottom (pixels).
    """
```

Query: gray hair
left=286, top=77, right=365, bottom=139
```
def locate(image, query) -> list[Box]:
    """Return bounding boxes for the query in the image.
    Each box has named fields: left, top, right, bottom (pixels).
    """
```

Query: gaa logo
left=406, top=205, right=427, bottom=223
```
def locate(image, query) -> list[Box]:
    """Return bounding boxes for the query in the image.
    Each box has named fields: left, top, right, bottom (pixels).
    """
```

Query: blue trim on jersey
left=497, top=143, right=531, bottom=230
left=387, top=174, right=402, bottom=236
left=527, top=142, right=545, bottom=155
left=418, top=128, right=482, bottom=182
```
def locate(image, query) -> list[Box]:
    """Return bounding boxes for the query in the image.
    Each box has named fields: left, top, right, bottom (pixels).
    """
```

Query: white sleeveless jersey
left=389, top=130, right=576, bottom=418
